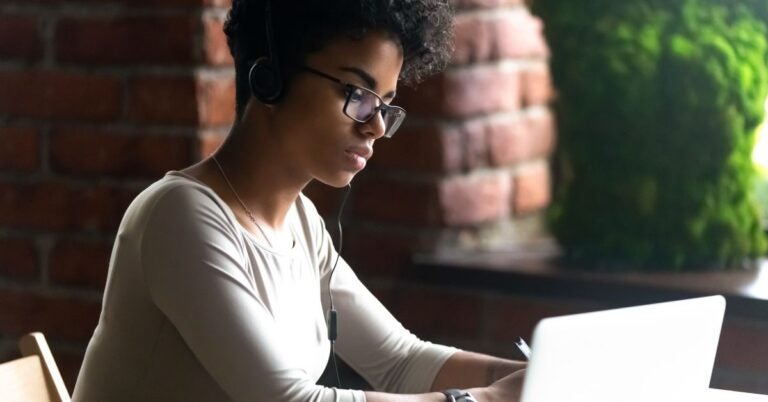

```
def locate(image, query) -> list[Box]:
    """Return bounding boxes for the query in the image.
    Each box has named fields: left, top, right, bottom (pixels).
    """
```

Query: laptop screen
left=520, top=295, right=726, bottom=402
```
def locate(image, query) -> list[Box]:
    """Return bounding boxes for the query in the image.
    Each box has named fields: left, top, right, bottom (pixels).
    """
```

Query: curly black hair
left=223, top=0, right=454, bottom=119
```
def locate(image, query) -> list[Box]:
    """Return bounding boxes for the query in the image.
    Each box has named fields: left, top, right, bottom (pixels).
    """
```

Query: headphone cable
left=328, top=183, right=352, bottom=388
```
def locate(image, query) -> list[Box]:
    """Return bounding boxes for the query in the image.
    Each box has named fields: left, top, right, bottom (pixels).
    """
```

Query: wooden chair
left=0, top=332, right=71, bottom=402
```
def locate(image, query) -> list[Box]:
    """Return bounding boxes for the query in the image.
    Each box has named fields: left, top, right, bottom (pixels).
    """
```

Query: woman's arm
left=362, top=365, right=527, bottom=402
left=141, top=185, right=367, bottom=401
left=363, top=392, right=446, bottom=402
left=359, top=350, right=527, bottom=402
left=321, top=259, right=526, bottom=400
left=430, top=350, right=526, bottom=390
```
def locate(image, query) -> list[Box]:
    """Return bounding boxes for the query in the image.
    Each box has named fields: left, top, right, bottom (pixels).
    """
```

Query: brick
left=0, top=126, right=40, bottom=172
left=512, top=161, right=550, bottom=214
left=521, top=62, right=554, bottom=106
left=0, top=180, right=137, bottom=232
left=396, top=79, right=447, bottom=118
left=488, top=111, right=555, bottom=166
left=373, top=120, right=492, bottom=172
left=487, top=116, right=528, bottom=166
left=197, top=75, right=236, bottom=126
left=127, top=74, right=198, bottom=124
left=462, top=119, right=490, bottom=169
left=49, top=239, right=111, bottom=289
left=0, top=237, right=38, bottom=281
left=496, top=10, right=549, bottom=59
left=445, top=65, right=521, bottom=116
left=388, top=285, right=484, bottom=339
left=525, top=109, right=556, bottom=157
left=0, top=70, right=123, bottom=121
left=351, top=178, right=439, bottom=225
left=354, top=172, right=513, bottom=227
left=452, top=13, right=494, bottom=65
left=452, top=9, right=548, bottom=65
left=438, top=171, right=511, bottom=226
left=0, top=181, right=65, bottom=231
left=55, top=15, right=196, bottom=65
left=0, top=15, right=42, bottom=61
left=203, top=14, right=233, bottom=66
left=126, top=73, right=236, bottom=126
left=50, top=127, right=194, bottom=178
left=398, top=64, right=521, bottom=118
left=368, top=124, right=463, bottom=173
left=0, top=289, right=100, bottom=341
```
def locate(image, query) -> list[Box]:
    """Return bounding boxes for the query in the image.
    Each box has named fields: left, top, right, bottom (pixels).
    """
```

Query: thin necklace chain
left=211, top=155, right=276, bottom=248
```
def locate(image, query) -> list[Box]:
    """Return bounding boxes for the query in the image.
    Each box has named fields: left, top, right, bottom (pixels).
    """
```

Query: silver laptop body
left=520, top=295, right=726, bottom=402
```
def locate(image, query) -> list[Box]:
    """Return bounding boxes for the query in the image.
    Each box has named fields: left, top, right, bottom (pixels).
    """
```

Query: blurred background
left=1, top=0, right=767, bottom=395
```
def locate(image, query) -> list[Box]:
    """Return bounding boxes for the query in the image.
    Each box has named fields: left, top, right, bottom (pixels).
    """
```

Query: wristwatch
left=442, top=389, right=478, bottom=402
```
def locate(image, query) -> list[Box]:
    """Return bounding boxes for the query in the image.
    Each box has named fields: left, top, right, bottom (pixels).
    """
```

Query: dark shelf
left=412, top=242, right=768, bottom=320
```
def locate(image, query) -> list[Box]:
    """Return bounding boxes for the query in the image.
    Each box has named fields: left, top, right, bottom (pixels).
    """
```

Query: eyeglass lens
left=344, top=86, right=405, bottom=138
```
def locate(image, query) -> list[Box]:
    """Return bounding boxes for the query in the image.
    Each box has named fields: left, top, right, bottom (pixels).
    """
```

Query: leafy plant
left=532, top=0, right=768, bottom=270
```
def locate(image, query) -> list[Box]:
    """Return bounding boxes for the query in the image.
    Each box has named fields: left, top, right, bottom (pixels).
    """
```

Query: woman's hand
left=470, top=368, right=526, bottom=402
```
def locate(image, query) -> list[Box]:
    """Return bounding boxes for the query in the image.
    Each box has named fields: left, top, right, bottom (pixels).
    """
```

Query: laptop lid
left=520, top=295, right=726, bottom=402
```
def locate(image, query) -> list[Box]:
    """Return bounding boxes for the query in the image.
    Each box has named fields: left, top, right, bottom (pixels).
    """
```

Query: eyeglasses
left=301, top=66, right=406, bottom=138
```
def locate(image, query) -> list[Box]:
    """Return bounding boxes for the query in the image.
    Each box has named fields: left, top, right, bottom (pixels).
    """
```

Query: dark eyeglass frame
left=300, top=65, right=406, bottom=138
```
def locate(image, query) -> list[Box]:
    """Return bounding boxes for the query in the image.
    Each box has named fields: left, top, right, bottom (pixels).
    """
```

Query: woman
left=72, top=1, right=527, bottom=401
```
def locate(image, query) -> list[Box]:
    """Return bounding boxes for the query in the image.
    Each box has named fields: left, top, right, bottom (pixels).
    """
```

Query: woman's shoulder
left=121, top=171, right=233, bottom=233
left=134, top=172, right=217, bottom=210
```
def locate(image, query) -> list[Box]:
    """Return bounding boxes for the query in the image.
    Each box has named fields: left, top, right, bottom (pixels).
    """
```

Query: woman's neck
left=213, top=125, right=308, bottom=230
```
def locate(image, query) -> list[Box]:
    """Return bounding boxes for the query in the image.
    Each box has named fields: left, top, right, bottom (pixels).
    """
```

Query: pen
left=515, top=337, right=531, bottom=360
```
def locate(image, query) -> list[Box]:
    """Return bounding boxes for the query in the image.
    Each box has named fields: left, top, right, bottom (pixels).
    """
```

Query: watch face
left=460, top=394, right=478, bottom=402
left=444, top=389, right=478, bottom=402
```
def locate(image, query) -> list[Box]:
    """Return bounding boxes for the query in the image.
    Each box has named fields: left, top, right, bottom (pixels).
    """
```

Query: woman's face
left=270, top=30, right=404, bottom=188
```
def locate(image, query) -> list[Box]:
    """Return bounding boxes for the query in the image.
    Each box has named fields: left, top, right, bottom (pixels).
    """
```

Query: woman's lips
left=345, top=146, right=373, bottom=170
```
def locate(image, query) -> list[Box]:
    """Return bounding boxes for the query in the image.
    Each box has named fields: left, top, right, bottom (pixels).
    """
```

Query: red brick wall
left=0, top=0, right=233, bottom=387
left=0, top=0, right=554, bottom=390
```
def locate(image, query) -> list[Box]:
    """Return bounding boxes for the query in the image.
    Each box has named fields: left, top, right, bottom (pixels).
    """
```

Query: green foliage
left=532, top=0, right=768, bottom=270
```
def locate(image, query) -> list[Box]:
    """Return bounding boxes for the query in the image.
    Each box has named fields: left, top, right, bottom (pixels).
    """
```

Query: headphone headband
left=248, top=0, right=283, bottom=104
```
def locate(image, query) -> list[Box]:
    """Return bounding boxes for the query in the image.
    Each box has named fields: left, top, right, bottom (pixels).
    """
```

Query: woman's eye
left=348, top=88, right=364, bottom=103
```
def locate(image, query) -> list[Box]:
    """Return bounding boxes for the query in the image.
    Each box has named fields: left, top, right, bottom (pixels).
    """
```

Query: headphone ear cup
left=248, top=57, right=283, bottom=104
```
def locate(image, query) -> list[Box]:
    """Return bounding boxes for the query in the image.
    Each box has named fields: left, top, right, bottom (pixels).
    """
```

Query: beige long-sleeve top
left=72, top=171, right=456, bottom=402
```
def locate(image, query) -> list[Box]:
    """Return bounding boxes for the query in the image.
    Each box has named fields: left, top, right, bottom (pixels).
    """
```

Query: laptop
left=519, top=295, right=726, bottom=402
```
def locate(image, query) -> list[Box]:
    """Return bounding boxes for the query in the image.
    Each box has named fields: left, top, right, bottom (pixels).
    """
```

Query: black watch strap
left=442, top=389, right=478, bottom=402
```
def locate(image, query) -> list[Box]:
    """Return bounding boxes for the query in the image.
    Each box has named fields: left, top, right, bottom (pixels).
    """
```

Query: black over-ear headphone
left=249, top=0, right=283, bottom=104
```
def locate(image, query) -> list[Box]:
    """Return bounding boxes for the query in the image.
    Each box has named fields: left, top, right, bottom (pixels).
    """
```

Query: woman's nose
left=358, top=111, right=386, bottom=139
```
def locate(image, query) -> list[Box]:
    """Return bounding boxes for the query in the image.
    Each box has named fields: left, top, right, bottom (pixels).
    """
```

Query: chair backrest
left=0, top=332, right=71, bottom=402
